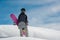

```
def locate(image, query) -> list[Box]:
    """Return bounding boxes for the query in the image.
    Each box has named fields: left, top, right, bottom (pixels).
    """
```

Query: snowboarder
left=18, top=8, right=28, bottom=37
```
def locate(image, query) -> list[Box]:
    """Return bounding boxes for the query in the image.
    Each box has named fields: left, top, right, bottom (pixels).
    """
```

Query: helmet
left=21, top=8, right=26, bottom=11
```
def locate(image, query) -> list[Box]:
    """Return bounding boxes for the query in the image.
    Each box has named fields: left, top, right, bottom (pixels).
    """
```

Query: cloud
left=22, top=0, right=59, bottom=5
left=43, top=12, right=60, bottom=24
left=3, top=0, right=59, bottom=5
left=26, top=0, right=60, bottom=27
left=40, top=23, right=60, bottom=30
left=52, top=6, right=60, bottom=12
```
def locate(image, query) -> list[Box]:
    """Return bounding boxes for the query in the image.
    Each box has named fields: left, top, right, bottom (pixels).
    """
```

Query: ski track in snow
left=0, top=25, right=60, bottom=40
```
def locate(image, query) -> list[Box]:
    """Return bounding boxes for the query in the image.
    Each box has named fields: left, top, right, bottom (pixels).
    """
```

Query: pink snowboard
left=10, top=14, right=18, bottom=25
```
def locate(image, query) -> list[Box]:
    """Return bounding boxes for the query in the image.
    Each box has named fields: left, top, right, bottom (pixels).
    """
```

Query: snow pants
left=18, top=22, right=28, bottom=37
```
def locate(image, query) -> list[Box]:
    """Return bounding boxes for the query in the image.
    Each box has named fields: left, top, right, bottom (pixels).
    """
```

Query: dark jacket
left=18, top=12, right=28, bottom=24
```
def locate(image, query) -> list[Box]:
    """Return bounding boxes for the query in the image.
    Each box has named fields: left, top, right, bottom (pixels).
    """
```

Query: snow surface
left=0, top=37, right=46, bottom=40
left=0, top=25, right=60, bottom=40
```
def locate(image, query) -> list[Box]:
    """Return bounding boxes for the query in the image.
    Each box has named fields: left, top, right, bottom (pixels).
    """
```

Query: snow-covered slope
left=0, top=25, right=60, bottom=40
left=0, top=37, right=46, bottom=40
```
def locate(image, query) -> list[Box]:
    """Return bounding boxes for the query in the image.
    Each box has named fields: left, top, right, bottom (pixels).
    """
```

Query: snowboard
left=10, top=14, right=18, bottom=25
left=10, top=14, right=26, bottom=37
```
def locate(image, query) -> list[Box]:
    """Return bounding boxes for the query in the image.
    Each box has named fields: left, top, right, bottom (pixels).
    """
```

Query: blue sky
left=0, top=0, right=60, bottom=28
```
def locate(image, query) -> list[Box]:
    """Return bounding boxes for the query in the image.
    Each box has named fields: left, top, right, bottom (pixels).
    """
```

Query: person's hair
left=21, top=8, right=26, bottom=11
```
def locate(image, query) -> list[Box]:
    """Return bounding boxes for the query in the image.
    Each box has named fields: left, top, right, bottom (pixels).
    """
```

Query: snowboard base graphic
left=22, top=28, right=26, bottom=37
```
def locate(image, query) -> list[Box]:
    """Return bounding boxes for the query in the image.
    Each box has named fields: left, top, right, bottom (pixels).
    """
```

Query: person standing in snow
left=18, top=8, right=28, bottom=37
